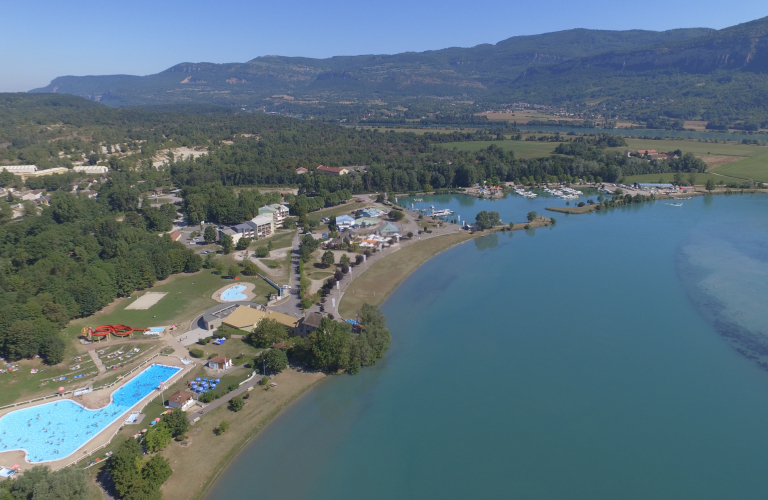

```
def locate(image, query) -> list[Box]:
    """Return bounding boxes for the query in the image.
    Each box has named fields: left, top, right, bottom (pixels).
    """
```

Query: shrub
left=189, top=348, right=205, bottom=358
left=216, top=421, right=230, bottom=435
left=228, top=397, right=244, bottom=412
left=255, top=246, right=269, bottom=258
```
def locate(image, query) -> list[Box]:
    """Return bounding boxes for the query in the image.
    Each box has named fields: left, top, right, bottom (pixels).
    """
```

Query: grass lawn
left=622, top=172, right=741, bottom=185
left=440, top=140, right=560, bottom=159
left=620, top=138, right=768, bottom=158
left=158, top=368, right=324, bottom=500
left=192, top=338, right=262, bottom=364
left=339, top=232, right=473, bottom=318
left=63, top=270, right=277, bottom=342
left=253, top=229, right=294, bottom=250
left=711, top=150, right=768, bottom=182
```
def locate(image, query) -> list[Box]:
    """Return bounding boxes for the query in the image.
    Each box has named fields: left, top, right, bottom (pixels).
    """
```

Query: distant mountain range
left=27, top=16, right=768, bottom=125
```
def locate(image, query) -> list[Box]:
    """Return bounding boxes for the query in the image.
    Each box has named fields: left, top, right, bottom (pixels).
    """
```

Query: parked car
left=282, top=285, right=292, bottom=289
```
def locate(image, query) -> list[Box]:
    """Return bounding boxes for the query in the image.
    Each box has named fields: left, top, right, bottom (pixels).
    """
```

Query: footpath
left=187, top=375, right=260, bottom=423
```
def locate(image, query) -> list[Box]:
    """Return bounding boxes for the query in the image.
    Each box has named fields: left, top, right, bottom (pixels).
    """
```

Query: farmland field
left=712, top=150, right=768, bottom=182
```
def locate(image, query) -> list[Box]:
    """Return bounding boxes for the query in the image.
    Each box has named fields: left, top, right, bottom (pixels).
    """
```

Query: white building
left=258, top=204, right=290, bottom=228
left=250, top=214, right=275, bottom=239
left=74, top=165, right=109, bottom=174
left=0, top=165, right=37, bottom=174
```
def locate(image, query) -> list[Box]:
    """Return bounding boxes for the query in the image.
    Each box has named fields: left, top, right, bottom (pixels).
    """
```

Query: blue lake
left=0, top=364, right=180, bottom=463
left=207, top=193, right=768, bottom=499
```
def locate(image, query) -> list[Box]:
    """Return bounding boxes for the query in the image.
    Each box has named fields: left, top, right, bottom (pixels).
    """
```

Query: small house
left=295, top=167, right=308, bottom=175
left=208, top=356, right=233, bottom=370
left=167, top=390, right=196, bottom=410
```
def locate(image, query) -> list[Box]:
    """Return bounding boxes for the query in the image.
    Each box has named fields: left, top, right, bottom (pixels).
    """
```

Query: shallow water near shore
left=206, top=194, right=768, bottom=499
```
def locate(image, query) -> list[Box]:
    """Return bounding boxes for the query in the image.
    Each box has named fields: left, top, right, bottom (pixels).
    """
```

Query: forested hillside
left=29, top=28, right=711, bottom=110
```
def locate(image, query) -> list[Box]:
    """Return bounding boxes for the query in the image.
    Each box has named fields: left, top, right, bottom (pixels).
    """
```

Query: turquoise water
left=397, top=189, right=599, bottom=226
left=221, top=285, right=247, bottom=301
left=207, top=194, right=768, bottom=499
left=0, top=364, right=180, bottom=463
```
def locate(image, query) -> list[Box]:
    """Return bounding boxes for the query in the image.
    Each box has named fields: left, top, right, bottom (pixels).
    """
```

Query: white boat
left=671, top=203, right=683, bottom=207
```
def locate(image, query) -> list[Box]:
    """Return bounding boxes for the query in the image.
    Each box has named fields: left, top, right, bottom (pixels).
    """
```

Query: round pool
left=221, top=285, right=247, bottom=301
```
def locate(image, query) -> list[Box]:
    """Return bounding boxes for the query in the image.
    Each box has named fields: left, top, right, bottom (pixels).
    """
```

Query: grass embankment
left=159, top=369, right=325, bottom=500
left=338, top=232, right=473, bottom=317
left=546, top=204, right=599, bottom=214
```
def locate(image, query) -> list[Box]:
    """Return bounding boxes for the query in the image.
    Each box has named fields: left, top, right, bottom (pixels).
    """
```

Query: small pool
left=221, top=284, right=247, bottom=301
left=0, top=364, right=181, bottom=463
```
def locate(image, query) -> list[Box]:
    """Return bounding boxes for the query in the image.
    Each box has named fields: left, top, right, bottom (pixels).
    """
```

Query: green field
left=713, top=151, right=768, bottom=182
left=622, top=172, right=740, bottom=185
left=440, top=140, right=560, bottom=159
left=620, top=139, right=768, bottom=158
left=254, top=229, right=294, bottom=250
left=63, top=270, right=275, bottom=341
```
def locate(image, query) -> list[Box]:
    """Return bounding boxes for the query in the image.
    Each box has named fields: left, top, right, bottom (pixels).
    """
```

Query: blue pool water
left=221, top=284, right=247, bottom=301
left=0, top=364, right=180, bottom=463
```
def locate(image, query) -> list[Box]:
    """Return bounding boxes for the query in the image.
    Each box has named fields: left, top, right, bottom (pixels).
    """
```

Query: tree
left=527, top=211, right=538, bottom=222
left=228, top=264, right=240, bottom=278
left=475, top=210, right=501, bottom=230
left=142, top=454, right=172, bottom=491
left=389, top=209, right=405, bottom=221
left=50, top=191, right=83, bottom=223
left=235, top=237, right=251, bottom=251
left=215, top=262, right=226, bottom=276
left=5, top=320, right=37, bottom=360
left=339, top=253, right=351, bottom=266
left=216, top=421, right=230, bottom=435
left=248, top=318, right=289, bottom=347
left=221, top=234, right=234, bottom=254
left=310, top=318, right=351, bottom=371
left=7, top=466, right=89, bottom=500
left=110, top=439, right=144, bottom=498
left=144, top=421, right=172, bottom=452
left=321, top=250, right=335, bottom=268
left=204, top=225, right=217, bottom=244
left=243, top=260, right=259, bottom=276
left=688, top=172, right=697, bottom=187
left=266, top=348, right=288, bottom=373
left=161, top=408, right=189, bottom=438
left=706, top=177, right=715, bottom=192
left=255, top=245, right=269, bottom=258
left=261, top=376, right=270, bottom=387
left=229, top=396, right=244, bottom=412
left=673, top=171, right=684, bottom=186
left=39, top=335, right=65, bottom=365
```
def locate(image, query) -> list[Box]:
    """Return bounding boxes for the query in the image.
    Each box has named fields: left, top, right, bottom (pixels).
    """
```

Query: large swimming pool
left=221, top=284, right=247, bottom=301
left=0, top=364, right=180, bottom=463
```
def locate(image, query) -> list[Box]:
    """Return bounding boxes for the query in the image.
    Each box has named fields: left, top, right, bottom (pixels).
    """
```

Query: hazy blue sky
left=2, top=0, right=766, bottom=92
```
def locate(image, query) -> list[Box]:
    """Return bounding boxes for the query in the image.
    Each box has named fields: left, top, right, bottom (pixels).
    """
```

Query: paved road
left=323, top=209, right=463, bottom=320
left=270, top=231, right=303, bottom=319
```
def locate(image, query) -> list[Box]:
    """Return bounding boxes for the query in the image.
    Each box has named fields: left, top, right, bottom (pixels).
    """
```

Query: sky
left=2, top=0, right=767, bottom=92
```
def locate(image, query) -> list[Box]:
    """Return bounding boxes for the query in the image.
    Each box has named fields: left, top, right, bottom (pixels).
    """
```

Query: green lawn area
left=440, top=140, right=560, bottom=159
left=193, top=338, right=262, bottom=364
left=621, top=139, right=768, bottom=158
left=253, top=229, right=294, bottom=250
left=711, top=150, right=768, bottom=182
left=622, top=172, right=741, bottom=185
left=62, top=270, right=273, bottom=343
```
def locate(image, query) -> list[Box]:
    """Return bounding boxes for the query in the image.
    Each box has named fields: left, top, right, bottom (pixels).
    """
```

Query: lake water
left=206, top=193, right=768, bottom=499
